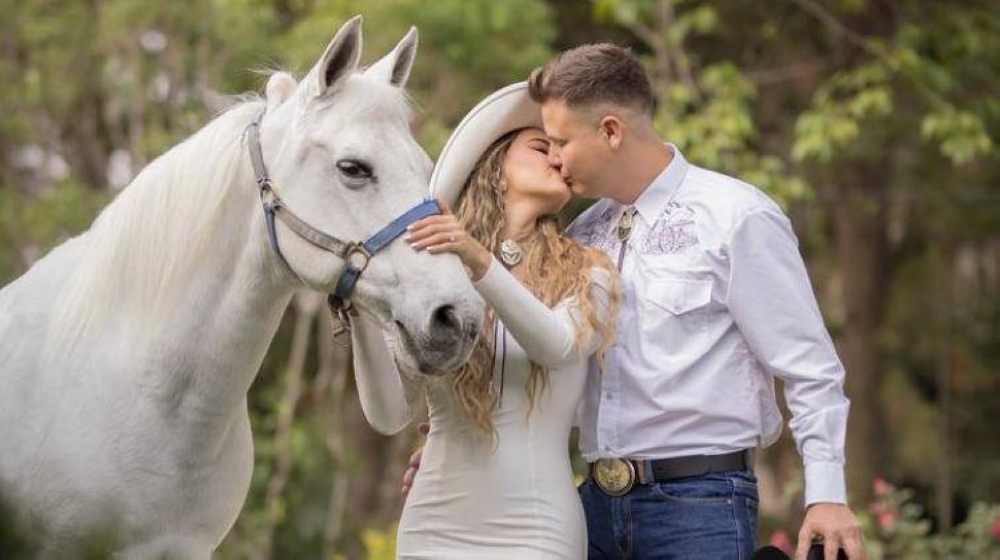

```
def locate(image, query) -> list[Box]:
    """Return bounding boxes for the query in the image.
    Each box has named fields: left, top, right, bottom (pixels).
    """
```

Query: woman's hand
left=405, top=199, right=493, bottom=281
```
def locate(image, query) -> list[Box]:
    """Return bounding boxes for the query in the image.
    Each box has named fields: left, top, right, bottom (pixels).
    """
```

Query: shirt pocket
left=645, top=277, right=713, bottom=316
left=639, top=277, right=713, bottom=356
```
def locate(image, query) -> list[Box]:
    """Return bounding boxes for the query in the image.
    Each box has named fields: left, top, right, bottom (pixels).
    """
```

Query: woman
left=361, top=82, right=619, bottom=559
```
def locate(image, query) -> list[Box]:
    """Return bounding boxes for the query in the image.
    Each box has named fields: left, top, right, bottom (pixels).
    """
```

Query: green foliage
left=793, top=3, right=998, bottom=167
left=920, top=105, right=993, bottom=165
left=594, top=0, right=718, bottom=37
left=0, top=182, right=110, bottom=283
left=792, top=61, right=894, bottom=163
left=765, top=480, right=1000, bottom=559
left=861, top=480, right=1000, bottom=559
left=658, top=61, right=811, bottom=205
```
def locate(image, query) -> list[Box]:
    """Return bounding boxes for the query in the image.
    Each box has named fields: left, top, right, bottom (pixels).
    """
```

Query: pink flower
left=770, top=530, right=794, bottom=556
left=873, top=477, right=891, bottom=498
left=991, top=517, right=1000, bottom=541
left=878, top=510, right=898, bottom=531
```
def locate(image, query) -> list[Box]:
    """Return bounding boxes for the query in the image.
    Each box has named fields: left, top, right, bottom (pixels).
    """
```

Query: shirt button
left=605, top=392, right=613, bottom=400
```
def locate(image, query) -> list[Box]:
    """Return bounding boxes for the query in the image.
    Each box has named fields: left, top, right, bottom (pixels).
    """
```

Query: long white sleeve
left=726, top=208, right=850, bottom=505
left=473, top=256, right=611, bottom=370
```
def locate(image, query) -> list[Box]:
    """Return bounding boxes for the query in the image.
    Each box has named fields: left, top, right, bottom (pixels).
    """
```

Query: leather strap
left=638, top=449, right=753, bottom=483
left=593, top=449, right=754, bottom=486
left=331, top=198, right=441, bottom=304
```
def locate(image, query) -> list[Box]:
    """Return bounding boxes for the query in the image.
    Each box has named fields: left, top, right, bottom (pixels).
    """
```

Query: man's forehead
left=541, top=101, right=570, bottom=135
left=541, top=99, right=566, bottom=118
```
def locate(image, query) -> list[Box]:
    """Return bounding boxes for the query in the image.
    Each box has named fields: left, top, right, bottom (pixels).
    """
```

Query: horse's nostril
left=430, top=305, right=461, bottom=335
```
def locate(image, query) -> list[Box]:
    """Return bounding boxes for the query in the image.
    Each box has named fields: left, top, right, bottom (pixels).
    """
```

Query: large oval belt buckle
left=594, top=458, right=636, bottom=496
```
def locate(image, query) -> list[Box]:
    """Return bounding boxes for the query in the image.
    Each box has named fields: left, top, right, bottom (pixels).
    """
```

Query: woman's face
left=502, top=128, right=572, bottom=216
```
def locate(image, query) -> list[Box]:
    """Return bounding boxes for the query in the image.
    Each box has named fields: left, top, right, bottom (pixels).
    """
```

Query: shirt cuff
left=804, top=461, right=847, bottom=506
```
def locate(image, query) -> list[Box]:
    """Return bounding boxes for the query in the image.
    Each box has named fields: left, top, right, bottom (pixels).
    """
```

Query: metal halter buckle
left=327, top=299, right=354, bottom=347
left=593, top=458, right=636, bottom=496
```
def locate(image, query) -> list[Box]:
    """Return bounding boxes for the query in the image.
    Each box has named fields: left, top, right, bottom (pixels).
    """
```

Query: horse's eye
left=336, top=159, right=374, bottom=186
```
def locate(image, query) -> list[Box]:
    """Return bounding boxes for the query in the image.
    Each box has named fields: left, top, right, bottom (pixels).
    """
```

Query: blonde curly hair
left=450, top=129, right=619, bottom=437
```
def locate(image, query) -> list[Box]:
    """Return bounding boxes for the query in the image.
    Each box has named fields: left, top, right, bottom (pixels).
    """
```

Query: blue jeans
left=579, top=470, right=759, bottom=559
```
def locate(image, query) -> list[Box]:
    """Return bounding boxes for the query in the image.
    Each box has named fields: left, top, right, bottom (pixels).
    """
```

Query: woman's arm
left=407, top=200, right=614, bottom=370
left=474, top=257, right=612, bottom=369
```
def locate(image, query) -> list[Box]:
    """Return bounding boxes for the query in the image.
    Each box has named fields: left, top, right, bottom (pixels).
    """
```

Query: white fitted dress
left=353, top=257, right=610, bottom=560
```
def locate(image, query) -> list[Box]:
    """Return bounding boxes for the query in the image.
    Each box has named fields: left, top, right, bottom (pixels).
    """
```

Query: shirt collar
left=632, top=144, right=689, bottom=224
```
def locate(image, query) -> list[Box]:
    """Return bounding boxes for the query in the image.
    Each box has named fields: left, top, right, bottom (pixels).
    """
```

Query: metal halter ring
left=258, top=180, right=277, bottom=205
left=344, top=242, right=373, bottom=273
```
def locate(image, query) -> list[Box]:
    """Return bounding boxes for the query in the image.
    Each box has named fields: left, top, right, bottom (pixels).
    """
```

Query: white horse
left=0, top=17, right=481, bottom=558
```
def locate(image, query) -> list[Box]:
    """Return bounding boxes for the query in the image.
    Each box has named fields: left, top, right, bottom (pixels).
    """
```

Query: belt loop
left=635, top=460, right=653, bottom=484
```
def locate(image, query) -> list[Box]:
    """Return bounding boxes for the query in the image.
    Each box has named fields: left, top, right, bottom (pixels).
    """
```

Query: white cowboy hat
left=429, top=81, right=543, bottom=207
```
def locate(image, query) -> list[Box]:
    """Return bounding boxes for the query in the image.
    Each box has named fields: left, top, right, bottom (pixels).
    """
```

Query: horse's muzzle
left=394, top=305, right=479, bottom=375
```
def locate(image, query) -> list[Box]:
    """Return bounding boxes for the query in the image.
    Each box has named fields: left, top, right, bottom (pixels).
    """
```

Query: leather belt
left=589, top=449, right=754, bottom=496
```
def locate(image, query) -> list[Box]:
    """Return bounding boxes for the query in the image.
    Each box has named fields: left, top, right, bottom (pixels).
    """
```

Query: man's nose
left=547, top=149, right=561, bottom=170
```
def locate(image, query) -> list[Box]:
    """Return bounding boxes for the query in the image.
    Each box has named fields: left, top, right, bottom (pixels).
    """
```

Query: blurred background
left=1, top=0, right=998, bottom=558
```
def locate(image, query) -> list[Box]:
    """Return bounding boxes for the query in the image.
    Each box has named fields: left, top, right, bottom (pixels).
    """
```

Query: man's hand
left=401, top=423, right=430, bottom=497
left=795, top=503, right=866, bottom=560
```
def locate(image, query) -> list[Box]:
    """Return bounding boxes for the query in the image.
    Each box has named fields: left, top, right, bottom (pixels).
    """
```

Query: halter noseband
left=245, top=112, right=441, bottom=335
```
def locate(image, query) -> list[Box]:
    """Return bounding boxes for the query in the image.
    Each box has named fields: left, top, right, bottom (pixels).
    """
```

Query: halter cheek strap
left=245, top=112, right=441, bottom=329
left=329, top=197, right=441, bottom=307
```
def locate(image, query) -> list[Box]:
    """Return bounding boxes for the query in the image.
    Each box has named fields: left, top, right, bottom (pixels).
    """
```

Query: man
left=534, top=43, right=863, bottom=560
left=405, top=44, right=865, bottom=560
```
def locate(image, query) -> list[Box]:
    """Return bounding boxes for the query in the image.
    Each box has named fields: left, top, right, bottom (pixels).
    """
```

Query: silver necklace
left=499, top=239, right=523, bottom=267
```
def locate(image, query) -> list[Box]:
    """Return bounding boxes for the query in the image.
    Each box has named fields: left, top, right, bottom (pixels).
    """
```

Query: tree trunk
left=934, top=243, right=957, bottom=533
left=317, top=310, right=353, bottom=558
left=255, top=291, right=322, bottom=560
left=831, top=162, right=891, bottom=505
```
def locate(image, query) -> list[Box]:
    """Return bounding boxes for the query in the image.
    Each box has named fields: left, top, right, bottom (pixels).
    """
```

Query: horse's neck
left=61, top=143, right=299, bottom=457
left=140, top=202, right=294, bottom=440
left=171, top=237, right=291, bottom=398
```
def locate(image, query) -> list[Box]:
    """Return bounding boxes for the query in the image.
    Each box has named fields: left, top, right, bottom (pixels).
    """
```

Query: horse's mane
left=47, top=99, right=266, bottom=355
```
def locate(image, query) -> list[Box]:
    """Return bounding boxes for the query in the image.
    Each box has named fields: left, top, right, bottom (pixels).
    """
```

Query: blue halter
left=328, top=197, right=441, bottom=307
left=246, top=113, right=441, bottom=316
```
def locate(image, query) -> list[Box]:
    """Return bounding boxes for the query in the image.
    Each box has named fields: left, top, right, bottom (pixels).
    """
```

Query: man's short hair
left=528, top=43, right=653, bottom=116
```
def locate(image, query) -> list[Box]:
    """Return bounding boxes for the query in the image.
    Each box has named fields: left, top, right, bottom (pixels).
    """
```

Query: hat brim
left=429, top=82, right=542, bottom=207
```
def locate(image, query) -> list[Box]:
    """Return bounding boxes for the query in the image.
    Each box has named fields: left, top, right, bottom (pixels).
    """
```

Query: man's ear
left=600, top=115, right=625, bottom=151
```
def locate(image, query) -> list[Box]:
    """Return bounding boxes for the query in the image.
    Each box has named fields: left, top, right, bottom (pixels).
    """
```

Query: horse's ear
left=366, top=26, right=418, bottom=87
left=265, top=72, right=297, bottom=113
left=312, top=15, right=363, bottom=97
